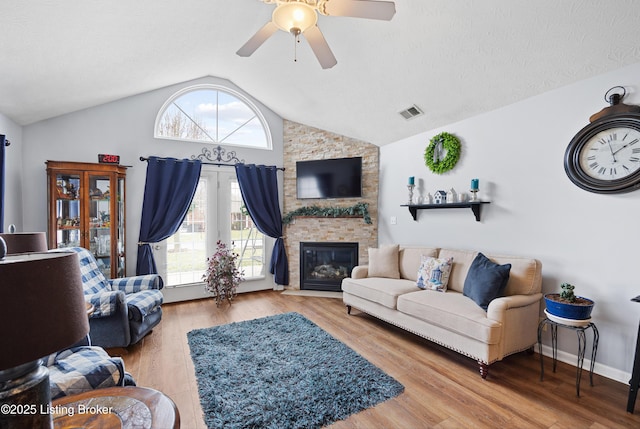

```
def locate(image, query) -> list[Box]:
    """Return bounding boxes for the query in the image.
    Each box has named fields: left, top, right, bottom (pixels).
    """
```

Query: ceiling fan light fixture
left=272, top=2, right=318, bottom=33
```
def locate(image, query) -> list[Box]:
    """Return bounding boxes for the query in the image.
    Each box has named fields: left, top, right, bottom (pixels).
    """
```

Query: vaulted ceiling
left=2, top=0, right=640, bottom=146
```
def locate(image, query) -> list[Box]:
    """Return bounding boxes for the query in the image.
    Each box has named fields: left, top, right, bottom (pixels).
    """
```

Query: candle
left=409, top=176, right=415, bottom=186
left=471, top=179, right=479, bottom=190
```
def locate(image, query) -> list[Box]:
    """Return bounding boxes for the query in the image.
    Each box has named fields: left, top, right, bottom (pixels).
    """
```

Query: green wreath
left=424, top=132, right=461, bottom=174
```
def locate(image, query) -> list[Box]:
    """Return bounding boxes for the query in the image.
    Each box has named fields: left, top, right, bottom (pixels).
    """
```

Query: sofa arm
left=109, top=274, right=163, bottom=292
left=351, top=265, right=369, bottom=279
left=486, top=293, right=543, bottom=322
left=86, top=290, right=127, bottom=318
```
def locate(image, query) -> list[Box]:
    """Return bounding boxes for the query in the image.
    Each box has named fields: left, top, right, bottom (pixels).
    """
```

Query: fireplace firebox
left=300, top=242, right=359, bottom=292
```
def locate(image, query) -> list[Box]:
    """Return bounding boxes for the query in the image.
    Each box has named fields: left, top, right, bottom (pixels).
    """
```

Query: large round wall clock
left=564, top=87, right=640, bottom=194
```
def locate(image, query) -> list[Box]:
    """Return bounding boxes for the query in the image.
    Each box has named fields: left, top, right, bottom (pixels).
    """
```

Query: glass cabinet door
left=116, top=175, right=126, bottom=277
left=54, top=173, right=81, bottom=248
left=88, top=174, right=112, bottom=278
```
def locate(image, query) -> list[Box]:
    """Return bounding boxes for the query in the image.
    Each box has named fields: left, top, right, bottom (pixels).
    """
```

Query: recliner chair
left=55, top=247, right=164, bottom=348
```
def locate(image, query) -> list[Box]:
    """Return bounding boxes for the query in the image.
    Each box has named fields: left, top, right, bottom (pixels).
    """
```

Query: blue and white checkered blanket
left=46, top=346, right=125, bottom=399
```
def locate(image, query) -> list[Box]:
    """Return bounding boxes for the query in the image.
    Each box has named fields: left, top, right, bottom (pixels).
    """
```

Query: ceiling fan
left=236, top=0, right=396, bottom=69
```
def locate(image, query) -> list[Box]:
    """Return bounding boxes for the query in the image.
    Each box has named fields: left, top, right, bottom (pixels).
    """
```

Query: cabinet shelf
left=401, top=201, right=490, bottom=222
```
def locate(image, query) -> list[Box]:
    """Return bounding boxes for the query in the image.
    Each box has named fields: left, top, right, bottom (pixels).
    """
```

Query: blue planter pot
left=544, top=293, right=594, bottom=320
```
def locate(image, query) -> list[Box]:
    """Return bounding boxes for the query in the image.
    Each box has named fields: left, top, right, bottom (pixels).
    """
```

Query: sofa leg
left=346, top=305, right=352, bottom=315
left=478, top=362, right=489, bottom=379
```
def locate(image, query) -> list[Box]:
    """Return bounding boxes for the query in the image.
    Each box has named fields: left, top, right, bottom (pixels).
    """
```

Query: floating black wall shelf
left=400, top=201, right=491, bottom=222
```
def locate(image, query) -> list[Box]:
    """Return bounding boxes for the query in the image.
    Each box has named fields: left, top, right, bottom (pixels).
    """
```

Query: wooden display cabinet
left=46, top=161, right=127, bottom=279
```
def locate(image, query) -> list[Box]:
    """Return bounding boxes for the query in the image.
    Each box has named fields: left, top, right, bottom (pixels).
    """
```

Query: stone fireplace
left=282, top=120, right=379, bottom=289
left=300, top=242, right=359, bottom=292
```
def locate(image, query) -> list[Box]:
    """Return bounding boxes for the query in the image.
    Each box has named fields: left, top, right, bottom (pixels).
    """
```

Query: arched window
left=154, top=84, right=271, bottom=149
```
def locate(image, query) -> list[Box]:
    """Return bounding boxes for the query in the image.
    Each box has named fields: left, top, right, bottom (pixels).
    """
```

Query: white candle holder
left=407, top=184, right=415, bottom=205
left=469, top=189, right=479, bottom=201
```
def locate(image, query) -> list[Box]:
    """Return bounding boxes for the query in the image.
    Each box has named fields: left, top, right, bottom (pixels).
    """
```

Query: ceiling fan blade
left=322, top=0, right=396, bottom=20
left=236, top=21, right=278, bottom=57
left=303, top=25, right=337, bottom=69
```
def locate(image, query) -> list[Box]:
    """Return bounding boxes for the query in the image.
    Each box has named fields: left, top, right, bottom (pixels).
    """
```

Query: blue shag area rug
left=187, top=312, right=404, bottom=429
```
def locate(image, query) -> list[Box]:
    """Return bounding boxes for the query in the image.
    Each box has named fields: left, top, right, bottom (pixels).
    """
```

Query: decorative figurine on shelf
left=470, top=178, right=479, bottom=201
left=434, top=190, right=447, bottom=204
left=90, top=188, right=104, bottom=199
left=446, top=188, right=456, bottom=203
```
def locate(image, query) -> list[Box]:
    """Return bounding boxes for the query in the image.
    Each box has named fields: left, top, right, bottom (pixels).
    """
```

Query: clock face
left=578, top=127, right=640, bottom=180
left=565, top=114, right=640, bottom=194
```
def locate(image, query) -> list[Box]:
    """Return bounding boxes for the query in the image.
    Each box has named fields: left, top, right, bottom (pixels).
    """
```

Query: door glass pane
left=55, top=173, right=81, bottom=248
left=88, top=175, right=111, bottom=278
left=231, top=182, right=265, bottom=278
left=166, top=179, right=207, bottom=286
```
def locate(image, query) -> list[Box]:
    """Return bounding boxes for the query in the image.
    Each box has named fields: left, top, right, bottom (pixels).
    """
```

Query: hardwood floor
left=107, top=291, right=640, bottom=428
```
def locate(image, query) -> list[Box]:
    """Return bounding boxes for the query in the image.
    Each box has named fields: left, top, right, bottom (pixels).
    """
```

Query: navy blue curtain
left=0, top=135, right=5, bottom=233
left=136, top=157, right=202, bottom=278
left=235, top=164, right=289, bottom=285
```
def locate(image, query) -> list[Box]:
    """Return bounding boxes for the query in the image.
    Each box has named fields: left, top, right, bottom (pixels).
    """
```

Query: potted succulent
left=544, top=282, right=594, bottom=320
left=203, top=240, right=244, bottom=307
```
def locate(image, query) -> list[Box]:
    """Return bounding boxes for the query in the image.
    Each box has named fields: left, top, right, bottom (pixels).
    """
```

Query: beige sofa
left=342, top=245, right=542, bottom=378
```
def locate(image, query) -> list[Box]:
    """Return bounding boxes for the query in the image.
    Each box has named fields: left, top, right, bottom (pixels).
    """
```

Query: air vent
left=399, top=105, right=423, bottom=120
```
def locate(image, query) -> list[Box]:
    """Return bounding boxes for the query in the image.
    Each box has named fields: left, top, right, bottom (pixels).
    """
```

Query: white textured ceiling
left=1, top=0, right=640, bottom=146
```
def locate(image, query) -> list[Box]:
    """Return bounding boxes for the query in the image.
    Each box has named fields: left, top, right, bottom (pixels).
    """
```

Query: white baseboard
left=536, top=344, right=630, bottom=385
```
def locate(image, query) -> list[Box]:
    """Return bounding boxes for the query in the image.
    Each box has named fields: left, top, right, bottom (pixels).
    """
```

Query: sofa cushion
left=397, top=290, right=502, bottom=344
left=342, top=277, right=417, bottom=309
left=463, top=253, right=511, bottom=310
left=487, top=254, right=542, bottom=296
left=438, top=248, right=478, bottom=293
left=399, top=247, right=439, bottom=281
left=368, top=244, right=400, bottom=279
left=416, top=256, right=453, bottom=292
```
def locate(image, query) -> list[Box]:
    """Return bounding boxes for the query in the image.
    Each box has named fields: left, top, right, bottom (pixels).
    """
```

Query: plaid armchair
left=57, top=247, right=164, bottom=348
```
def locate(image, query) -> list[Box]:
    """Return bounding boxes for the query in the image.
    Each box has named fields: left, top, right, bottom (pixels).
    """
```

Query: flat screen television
left=296, top=157, right=362, bottom=199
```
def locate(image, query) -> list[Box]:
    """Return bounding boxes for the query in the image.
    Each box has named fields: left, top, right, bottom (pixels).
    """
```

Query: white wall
left=379, top=61, right=640, bottom=381
left=0, top=113, right=24, bottom=232
left=20, top=76, right=284, bottom=289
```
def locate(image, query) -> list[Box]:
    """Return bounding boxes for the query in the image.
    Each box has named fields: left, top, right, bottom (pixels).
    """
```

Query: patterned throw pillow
left=416, top=255, right=453, bottom=292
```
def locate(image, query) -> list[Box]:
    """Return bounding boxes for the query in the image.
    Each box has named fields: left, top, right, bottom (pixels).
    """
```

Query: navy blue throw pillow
left=463, top=253, right=511, bottom=310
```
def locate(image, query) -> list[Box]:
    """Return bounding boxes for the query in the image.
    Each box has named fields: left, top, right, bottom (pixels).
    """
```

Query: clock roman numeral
left=631, top=157, right=640, bottom=163
left=590, top=162, right=599, bottom=170
left=598, top=167, right=606, bottom=175
left=630, top=139, right=639, bottom=146
left=633, top=148, right=640, bottom=154
left=587, top=155, right=596, bottom=160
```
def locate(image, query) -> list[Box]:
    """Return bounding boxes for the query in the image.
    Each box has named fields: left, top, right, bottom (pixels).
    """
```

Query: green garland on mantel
left=283, top=202, right=372, bottom=225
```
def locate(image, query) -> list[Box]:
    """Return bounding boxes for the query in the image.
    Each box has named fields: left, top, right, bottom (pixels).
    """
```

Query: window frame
left=153, top=84, right=273, bottom=150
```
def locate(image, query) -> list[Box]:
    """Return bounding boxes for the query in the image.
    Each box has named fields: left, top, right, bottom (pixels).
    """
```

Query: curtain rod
left=139, top=156, right=285, bottom=171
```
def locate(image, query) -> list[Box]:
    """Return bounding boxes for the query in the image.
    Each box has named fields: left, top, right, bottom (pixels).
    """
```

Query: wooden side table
left=538, top=317, right=599, bottom=397
left=51, top=386, right=180, bottom=428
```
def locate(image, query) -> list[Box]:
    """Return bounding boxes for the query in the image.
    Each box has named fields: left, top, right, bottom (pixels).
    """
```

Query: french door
left=154, top=169, right=273, bottom=302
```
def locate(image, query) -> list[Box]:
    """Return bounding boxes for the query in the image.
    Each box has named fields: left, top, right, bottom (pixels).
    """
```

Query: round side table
left=537, top=317, right=599, bottom=397
left=52, top=386, right=180, bottom=428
